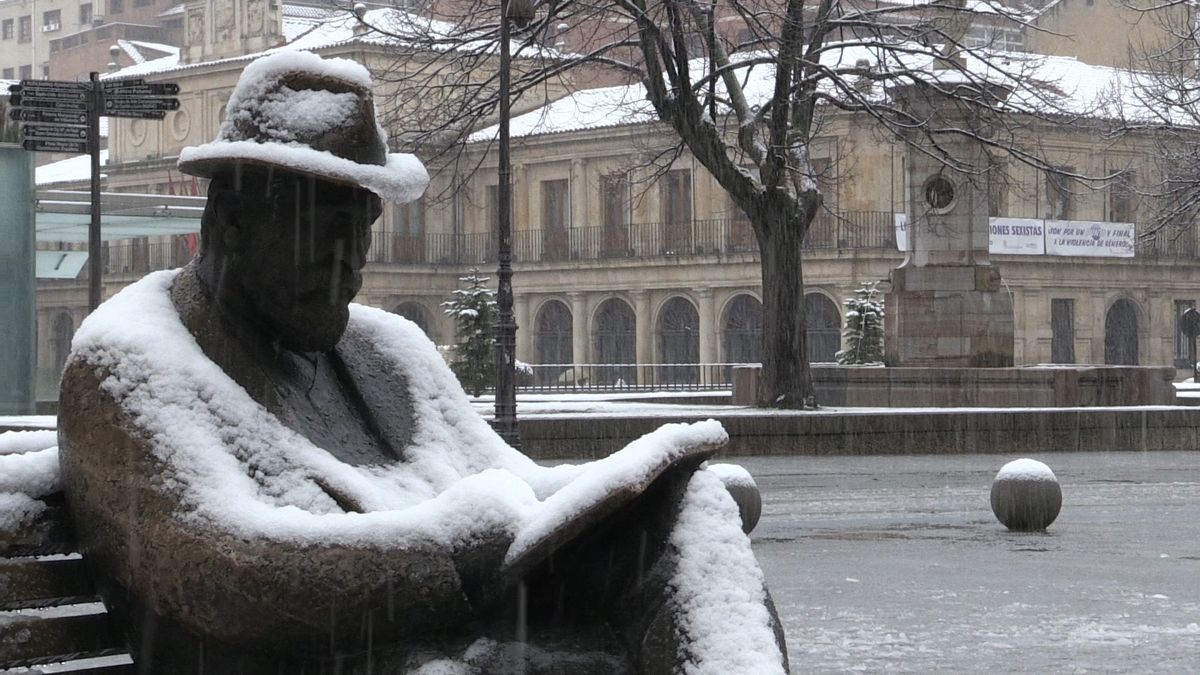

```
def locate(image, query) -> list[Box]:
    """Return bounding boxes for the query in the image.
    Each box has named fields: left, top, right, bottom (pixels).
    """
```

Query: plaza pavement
left=745, top=451, right=1200, bottom=672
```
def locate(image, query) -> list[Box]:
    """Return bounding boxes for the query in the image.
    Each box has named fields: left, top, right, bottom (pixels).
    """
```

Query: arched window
left=593, top=298, right=636, bottom=386
left=52, top=311, right=74, bottom=375
left=1105, top=298, right=1139, bottom=365
left=534, top=300, right=573, bottom=386
left=806, top=293, right=841, bottom=363
left=722, top=294, right=763, bottom=364
left=657, top=297, right=700, bottom=385
left=393, top=302, right=432, bottom=339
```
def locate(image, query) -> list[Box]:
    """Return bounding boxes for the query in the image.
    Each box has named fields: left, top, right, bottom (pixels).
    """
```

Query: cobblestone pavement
left=743, top=451, right=1200, bottom=673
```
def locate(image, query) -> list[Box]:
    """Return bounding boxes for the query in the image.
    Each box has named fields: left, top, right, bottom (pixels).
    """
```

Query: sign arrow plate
left=103, top=96, right=180, bottom=111
left=10, top=94, right=90, bottom=112
left=22, top=138, right=89, bottom=154
left=22, top=124, right=89, bottom=140
left=10, top=80, right=89, bottom=94
left=13, top=88, right=88, bottom=102
left=101, top=78, right=146, bottom=89
left=102, top=83, right=180, bottom=96
left=103, top=109, right=167, bottom=120
left=8, top=108, right=88, bottom=124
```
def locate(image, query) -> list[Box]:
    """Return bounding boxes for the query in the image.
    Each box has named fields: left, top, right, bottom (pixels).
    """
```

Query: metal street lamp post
left=494, top=0, right=534, bottom=447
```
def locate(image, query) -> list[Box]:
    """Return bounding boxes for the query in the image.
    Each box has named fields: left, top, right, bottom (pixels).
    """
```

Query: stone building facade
left=29, top=0, right=1200, bottom=402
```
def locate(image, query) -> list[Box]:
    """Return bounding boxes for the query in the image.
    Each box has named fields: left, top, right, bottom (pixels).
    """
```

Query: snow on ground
left=746, top=451, right=1200, bottom=673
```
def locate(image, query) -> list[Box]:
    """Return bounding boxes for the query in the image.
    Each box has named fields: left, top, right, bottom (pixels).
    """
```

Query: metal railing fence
left=519, top=363, right=754, bottom=392
left=39, top=213, right=1200, bottom=278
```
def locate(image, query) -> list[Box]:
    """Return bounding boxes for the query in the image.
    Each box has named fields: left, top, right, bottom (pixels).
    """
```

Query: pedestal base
left=884, top=265, right=1014, bottom=367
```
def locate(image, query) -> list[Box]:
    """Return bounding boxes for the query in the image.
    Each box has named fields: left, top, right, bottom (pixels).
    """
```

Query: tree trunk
left=756, top=207, right=815, bottom=408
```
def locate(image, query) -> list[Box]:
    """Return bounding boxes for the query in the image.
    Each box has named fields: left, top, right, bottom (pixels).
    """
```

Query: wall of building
left=1026, top=0, right=1187, bottom=68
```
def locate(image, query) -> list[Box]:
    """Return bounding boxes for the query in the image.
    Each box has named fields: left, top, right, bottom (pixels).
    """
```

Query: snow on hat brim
left=178, top=141, right=428, bottom=204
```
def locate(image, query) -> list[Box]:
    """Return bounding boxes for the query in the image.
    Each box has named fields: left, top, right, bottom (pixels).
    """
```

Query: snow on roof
left=36, top=150, right=109, bottom=186
left=116, top=39, right=179, bottom=65
left=103, top=5, right=560, bottom=83
left=127, top=40, right=181, bottom=58
left=158, top=2, right=185, bottom=18
left=470, top=83, right=656, bottom=141
left=474, top=44, right=1163, bottom=141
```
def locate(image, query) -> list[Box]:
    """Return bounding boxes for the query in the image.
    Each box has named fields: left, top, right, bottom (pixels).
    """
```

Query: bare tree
left=354, top=0, right=1077, bottom=408
left=1114, top=1, right=1200, bottom=241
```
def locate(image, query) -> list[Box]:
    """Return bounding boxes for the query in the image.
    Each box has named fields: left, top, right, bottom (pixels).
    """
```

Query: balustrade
left=37, top=213, right=1199, bottom=278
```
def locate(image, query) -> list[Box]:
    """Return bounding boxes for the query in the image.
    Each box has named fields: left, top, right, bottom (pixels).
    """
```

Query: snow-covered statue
left=58, top=51, right=788, bottom=673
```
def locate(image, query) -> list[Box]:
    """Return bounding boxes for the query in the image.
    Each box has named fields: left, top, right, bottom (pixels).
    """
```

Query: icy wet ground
left=743, top=452, right=1200, bottom=673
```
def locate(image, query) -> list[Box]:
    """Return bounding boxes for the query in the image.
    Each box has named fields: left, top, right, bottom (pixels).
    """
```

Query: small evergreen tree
left=442, top=268, right=497, bottom=395
left=836, top=282, right=885, bottom=365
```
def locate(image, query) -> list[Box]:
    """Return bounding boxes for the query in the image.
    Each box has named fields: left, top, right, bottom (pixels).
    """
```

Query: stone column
left=514, top=294, right=533, bottom=365
left=1091, top=291, right=1107, bottom=363
left=634, top=290, right=654, bottom=386
left=883, top=85, right=1014, bottom=367
left=569, top=292, right=589, bottom=367
left=696, top=288, right=717, bottom=384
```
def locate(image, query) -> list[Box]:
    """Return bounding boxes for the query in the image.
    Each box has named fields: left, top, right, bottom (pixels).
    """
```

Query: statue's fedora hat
left=178, top=51, right=427, bottom=203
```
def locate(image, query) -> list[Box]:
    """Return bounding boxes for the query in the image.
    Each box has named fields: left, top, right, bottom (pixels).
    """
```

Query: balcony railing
left=368, top=211, right=900, bottom=266
left=37, top=213, right=1200, bottom=279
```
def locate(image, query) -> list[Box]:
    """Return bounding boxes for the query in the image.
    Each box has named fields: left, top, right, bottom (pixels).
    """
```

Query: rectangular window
left=1051, top=298, right=1075, bottom=364
left=2, top=67, right=12, bottom=79
left=661, top=169, right=692, bottom=253
left=392, top=198, right=424, bottom=235
left=135, top=0, right=153, bottom=6
left=1174, top=299, right=1196, bottom=368
left=541, top=179, right=570, bottom=260
left=18, top=15, right=32, bottom=43
left=540, top=179, right=569, bottom=229
left=486, top=185, right=498, bottom=229
left=1109, top=170, right=1137, bottom=223
left=18, top=64, right=32, bottom=80
left=42, top=9, right=61, bottom=31
left=600, top=173, right=630, bottom=257
left=988, top=161, right=1009, bottom=217
left=2, top=19, right=13, bottom=40
left=1045, top=167, right=1074, bottom=220
left=110, top=0, right=124, bottom=14
left=80, top=4, right=93, bottom=25
left=390, top=198, right=425, bottom=263
left=661, top=169, right=692, bottom=224
left=600, top=174, right=628, bottom=229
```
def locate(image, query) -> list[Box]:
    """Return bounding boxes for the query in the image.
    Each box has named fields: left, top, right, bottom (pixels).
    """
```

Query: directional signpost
left=7, top=74, right=179, bottom=311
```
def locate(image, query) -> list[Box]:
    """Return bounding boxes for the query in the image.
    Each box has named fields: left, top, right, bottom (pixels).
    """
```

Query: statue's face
left=220, top=169, right=382, bottom=352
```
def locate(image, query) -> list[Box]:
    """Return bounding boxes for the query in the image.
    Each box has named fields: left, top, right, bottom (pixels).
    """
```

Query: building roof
left=471, top=44, right=1165, bottom=142
left=103, top=5, right=562, bottom=82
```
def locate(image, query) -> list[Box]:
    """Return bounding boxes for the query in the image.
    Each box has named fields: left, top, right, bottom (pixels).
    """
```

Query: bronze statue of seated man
left=58, top=51, right=788, bottom=674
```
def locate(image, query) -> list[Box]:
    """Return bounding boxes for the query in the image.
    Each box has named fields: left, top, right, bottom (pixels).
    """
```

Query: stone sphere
left=707, top=463, right=762, bottom=534
left=990, top=458, right=1062, bottom=532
